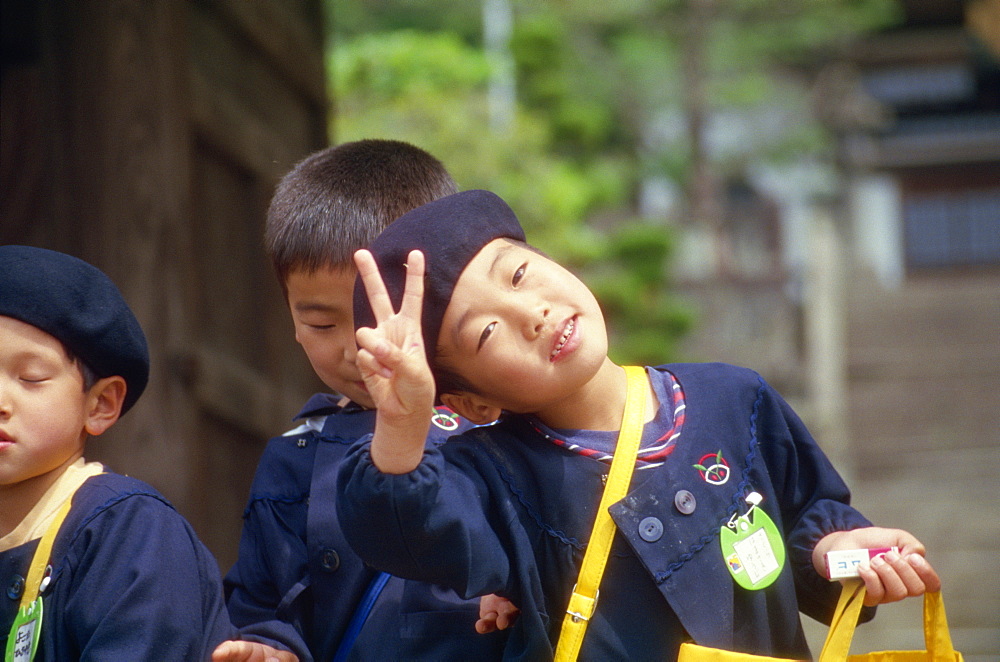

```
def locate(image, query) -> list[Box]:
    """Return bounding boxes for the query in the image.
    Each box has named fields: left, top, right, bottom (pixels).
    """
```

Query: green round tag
left=719, top=498, right=785, bottom=590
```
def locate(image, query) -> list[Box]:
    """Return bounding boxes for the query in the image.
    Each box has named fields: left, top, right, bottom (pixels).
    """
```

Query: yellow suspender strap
left=19, top=495, right=74, bottom=610
left=554, top=366, right=647, bottom=662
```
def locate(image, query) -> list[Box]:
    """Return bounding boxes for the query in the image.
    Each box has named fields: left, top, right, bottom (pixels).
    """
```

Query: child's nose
left=343, top=336, right=358, bottom=362
left=525, top=301, right=550, bottom=338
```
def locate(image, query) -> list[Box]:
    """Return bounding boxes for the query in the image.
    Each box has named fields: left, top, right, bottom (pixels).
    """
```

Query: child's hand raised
left=813, top=527, right=941, bottom=607
left=354, top=249, right=436, bottom=473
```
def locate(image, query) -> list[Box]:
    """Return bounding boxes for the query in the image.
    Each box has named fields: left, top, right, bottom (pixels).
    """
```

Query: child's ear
left=84, top=376, right=127, bottom=436
left=440, top=392, right=502, bottom=426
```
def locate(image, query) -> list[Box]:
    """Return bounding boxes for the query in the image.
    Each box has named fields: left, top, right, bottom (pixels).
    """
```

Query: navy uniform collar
left=293, top=393, right=369, bottom=421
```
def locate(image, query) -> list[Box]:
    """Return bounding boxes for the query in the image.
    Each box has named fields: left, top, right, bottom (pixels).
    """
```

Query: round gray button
left=6, top=575, right=24, bottom=601
left=320, top=548, right=340, bottom=572
left=674, top=490, right=696, bottom=515
left=638, top=516, right=663, bottom=542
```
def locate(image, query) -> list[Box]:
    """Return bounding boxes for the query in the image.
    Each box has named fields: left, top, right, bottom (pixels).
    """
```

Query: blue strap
left=332, top=571, right=391, bottom=662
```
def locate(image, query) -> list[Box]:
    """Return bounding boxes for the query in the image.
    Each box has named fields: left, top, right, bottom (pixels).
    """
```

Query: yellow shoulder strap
left=554, top=365, right=647, bottom=662
left=19, top=492, right=74, bottom=609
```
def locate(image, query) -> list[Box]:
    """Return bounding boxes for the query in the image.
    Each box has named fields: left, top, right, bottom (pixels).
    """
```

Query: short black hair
left=431, top=348, right=482, bottom=399
left=71, top=351, right=99, bottom=392
left=265, top=139, right=457, bottom=291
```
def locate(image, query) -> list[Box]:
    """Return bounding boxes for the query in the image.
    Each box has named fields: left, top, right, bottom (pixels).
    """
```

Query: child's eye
left=478, top=322, right=496, bottom=350
left=308, top=324, right=335, bottom=331
left=512, top=263, right=527, bottom=286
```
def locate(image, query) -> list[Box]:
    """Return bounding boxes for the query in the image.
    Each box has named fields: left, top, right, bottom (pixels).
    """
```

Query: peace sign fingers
left=398, top=249, right=426, bottom=324
left=354, top=248, right=398, bottom=325
left=355, top=249, right=427, bottom=325
left=352, top=248, right=435, bottom=423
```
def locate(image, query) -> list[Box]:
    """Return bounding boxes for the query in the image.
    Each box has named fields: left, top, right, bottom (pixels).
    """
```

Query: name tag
left=6, top=597, right=43, bottom=662
left=719, top=492, right=786, bottom=590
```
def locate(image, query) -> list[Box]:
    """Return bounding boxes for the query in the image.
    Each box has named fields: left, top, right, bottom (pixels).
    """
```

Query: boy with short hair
left=0, top=245, right=238, bottom=660
left=217, top=140, right=512, bottom=662
left=339, top=189, right=942, bottom=660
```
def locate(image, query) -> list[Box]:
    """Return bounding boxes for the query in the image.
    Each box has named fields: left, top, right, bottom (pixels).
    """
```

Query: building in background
left=676, top=0, right=998, bottom=654
left=1, top=0, right=328, bottom=570
left=844, top=0, right=999, bottom=285
left=830, top=1, right=999, bottom=654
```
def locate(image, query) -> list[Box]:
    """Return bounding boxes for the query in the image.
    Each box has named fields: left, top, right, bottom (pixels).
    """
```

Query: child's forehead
left=0, top=315, right=75, bottom=361
left=286, top=263, right=357, bottom=292
left=466, top=237, right=549, bottom=272
left=463, top=239, right=523, bottom=278
left=286, top=265, right=357, bottom=307
left=288, top=261, right=356, bottom=279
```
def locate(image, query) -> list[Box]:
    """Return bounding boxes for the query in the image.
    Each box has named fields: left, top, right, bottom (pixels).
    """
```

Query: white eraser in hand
left=824, top=547, right=899, bottom=580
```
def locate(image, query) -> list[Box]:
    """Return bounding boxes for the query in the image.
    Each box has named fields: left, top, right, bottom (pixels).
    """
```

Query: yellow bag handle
left=553, top=366, right=647, bottom=662
left=678, top=583, right=960, bottom=661
left=819, top=580, right=959, bottom=661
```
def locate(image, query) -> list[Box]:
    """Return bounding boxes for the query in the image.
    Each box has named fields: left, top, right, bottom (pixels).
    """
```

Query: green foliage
left=331, top=25, right=690, bottom=365
left=334, top=31, right=610, bottom=236
left=326, top=0, right=902, bottom=365
left=509, top=13, right=630, bottom=157
left=333, top=30, right=491, bottom=98
left=585, top=222, right=695, bottom=365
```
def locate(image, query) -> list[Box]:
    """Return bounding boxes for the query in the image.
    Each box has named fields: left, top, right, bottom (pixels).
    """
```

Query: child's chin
left=347, top=387, right=376, bottom=409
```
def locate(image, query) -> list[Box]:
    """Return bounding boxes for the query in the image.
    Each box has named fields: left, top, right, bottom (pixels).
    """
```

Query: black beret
left=0, top=245, right=149, bottom=415
left=353, top=189, right=526, bottom=368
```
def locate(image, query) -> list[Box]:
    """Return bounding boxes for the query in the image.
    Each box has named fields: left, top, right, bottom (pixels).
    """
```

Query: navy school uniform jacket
left=223, top=396, right=509, bottom=661
left=336, top=363, right=876, bottom=661
left=1, top=472, right=234, bottom=661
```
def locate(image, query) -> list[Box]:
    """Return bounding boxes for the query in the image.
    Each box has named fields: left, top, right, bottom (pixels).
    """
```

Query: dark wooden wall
left=1, top=0, right=329, bottom=570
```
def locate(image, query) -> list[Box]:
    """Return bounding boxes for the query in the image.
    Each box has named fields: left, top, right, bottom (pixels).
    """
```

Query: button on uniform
left=638, top=517, right=663, bottom=542
left=674, top=490, right=696, bottom=515
left=320, top=548, right=340, bottom=572
left=6, top=574, right=25, bottom=601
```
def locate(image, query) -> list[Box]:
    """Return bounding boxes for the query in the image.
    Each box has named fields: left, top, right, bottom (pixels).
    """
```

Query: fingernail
left=870, top=555, right=885, bottom=568
left=908, top=553, right=925, bottom=567
left=883, top=550, right=900, bottom=563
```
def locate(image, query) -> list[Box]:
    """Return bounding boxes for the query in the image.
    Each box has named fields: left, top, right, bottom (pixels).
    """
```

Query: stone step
left=838, top=271, right=1000, bottom=662
left=803, top=447, right=1000, bottom=659
left=846, top=371, right=1000, bottom=460
left=846, top=275, right=1000, bottom=354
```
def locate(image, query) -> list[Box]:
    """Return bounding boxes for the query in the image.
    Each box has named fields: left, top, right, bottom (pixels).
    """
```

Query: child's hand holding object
left=813, top=527, right=940, bottom=607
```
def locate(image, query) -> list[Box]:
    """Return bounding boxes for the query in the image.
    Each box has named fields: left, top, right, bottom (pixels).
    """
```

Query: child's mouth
left=550, top=316, right=577, bottom=361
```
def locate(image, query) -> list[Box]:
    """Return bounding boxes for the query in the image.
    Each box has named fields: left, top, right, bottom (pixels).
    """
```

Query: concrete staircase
left=802, top=271, right=1000, bottom=659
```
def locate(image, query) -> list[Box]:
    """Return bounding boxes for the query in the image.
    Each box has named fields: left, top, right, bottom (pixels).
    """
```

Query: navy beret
left=0, top=245, right=149, bottom=415
left=353, top=189, right=526, bottom=368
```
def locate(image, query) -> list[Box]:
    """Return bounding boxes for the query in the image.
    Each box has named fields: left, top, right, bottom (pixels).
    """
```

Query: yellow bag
left=678, top=581, right=963, bottom=662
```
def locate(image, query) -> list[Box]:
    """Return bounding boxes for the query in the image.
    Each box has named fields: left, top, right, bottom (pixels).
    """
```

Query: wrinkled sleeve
left=755, top=378, right=875, bottom=624
left=336, top=433, right=513, bottom=601
left=59, top=493, right=236, bottom=661
left=223, top=495, right=311, bottom=661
